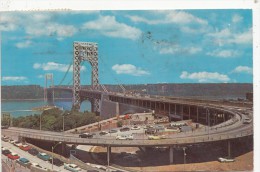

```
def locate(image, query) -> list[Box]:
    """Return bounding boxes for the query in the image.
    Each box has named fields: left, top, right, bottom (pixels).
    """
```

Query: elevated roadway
left=2, top=108, right=252, bottom=147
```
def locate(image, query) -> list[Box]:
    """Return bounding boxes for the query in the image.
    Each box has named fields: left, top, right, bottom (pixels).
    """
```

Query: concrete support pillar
left=197, top=107, right=199, bottom=122
left=169, top=146, right=174, bottom=164
left=61, top=143, right=66, bottom=155
left=181, top=105, right=184, bottom=120
left=107, top=146, right=111, bottom=166
left=205, top=109, right=208, bottom=123
left=175, top=104, right=177, bottom=115
left=169, top=104, right=171, bottom=120
left=228, top=140, right=231, bottom=157
left=188, top=106, right=191, bottom=120
left=116, top=102, right=119, bottom=116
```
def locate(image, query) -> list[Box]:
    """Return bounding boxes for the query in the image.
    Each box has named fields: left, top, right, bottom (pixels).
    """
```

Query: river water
left=1, top=100, right=91, bottom=117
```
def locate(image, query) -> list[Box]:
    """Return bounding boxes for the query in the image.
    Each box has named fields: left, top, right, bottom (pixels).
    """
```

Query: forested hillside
left=1, top=85, right=44, bottom=100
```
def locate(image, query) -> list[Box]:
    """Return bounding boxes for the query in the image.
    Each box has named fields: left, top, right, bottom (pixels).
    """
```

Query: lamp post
left=206, top=108, right=210, bottom=140
left=63, top=115, right=65, bottom=132
left=52, top=142, right=62, bottom=170
left=40, top=113, right=42, bottom=130
left=183, top=147, right=186, bottom=171
left=62, top=112, right=69, bottom=132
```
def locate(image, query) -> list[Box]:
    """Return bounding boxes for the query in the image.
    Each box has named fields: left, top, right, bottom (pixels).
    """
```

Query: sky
left=0, top=10, right=253, bottom=86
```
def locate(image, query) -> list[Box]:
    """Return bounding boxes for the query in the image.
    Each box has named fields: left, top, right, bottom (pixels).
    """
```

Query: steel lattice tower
left=73, top=42, right=99, bottom=112
left=44, top=73, right=54, bottom=102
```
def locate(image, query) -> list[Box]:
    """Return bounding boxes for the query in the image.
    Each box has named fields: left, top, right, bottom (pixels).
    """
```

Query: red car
left=8, top=152, right=20, bottom=160
left=19, top=145, right=31, bottom=151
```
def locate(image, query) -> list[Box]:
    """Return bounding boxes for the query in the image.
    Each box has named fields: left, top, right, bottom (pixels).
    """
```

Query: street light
left=40, top=113, right=42, bottom=130
left=206, top=108, right=210, bottom=140
left=62, top=112, right=69, bottom=132
left=183, top=147, right=186, bottom=164
left=52, top=142, right=62, bottom=170
left=183, top=147, right=186, bottom=171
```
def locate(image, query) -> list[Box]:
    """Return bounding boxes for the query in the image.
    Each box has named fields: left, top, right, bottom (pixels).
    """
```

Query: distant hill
left=1, top=83, right=253, bottom=100
left=104, top=83, right=253, bottom=100
left=1, top=85, right=44, bottom=100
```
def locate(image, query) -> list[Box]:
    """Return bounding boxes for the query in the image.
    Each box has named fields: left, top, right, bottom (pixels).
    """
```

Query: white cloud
left=207, top=28, right=252, bottom=45
left=232, top=66, right=252, bottom=74
left=127, top=11, right=208, bottom=26
left=2, top=76, right=28, bottom=81
left=180, top=71, right=230, bottom=83
left=1, top=13, right=77, bottom=40
left=232, top=14, right=243, bottom=23
left=26, top=23, right=77, bottom=39
left=165, top=11, right=208, bottom=25
left=154, top=41, right=202, bottom=55
left=33, top=62, right=86, bottom=72
left=112, top=64, right=150, bottom=76
left=206, top=49, right=239, bottom=58
left=0, top=13, right=18, bottom=31
left=83, top=16, right=141, bottom=40
left=37, top=75, right=44, bottom=78
left=126, top=15, right=161, bottom=25
left=15, top=40, right=32, bottom=48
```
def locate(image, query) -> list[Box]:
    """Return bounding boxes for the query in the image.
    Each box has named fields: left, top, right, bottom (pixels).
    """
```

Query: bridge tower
left=73, top=41, right=99, bottom=112
left=44, top=73, right=54, bottom=102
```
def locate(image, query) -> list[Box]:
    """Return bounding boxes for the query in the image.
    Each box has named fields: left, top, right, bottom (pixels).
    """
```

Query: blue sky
left=1, top=10, right=253, bottom=86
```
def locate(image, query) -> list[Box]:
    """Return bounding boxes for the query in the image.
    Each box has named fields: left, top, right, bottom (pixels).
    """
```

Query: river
left=1, top=100, right=91, bottom=117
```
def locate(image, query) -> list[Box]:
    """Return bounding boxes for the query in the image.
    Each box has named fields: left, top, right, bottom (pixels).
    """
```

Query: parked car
left=19, top=144, right=31, bottom=151
left=79, top=133, right=94, bottom=138
left=131, top=125, right=141, bottom=130
left=116, top=135, right=133, bottom=140
left=166, top=125, right=180, bottom=131
left=31, top=162, right=43, bottom=168
left=31, top=162, right=49, bottom=171
left=99, top=131, right=109, bottom=136
left=7, top=152, right=20, bottom=160
left=2, top=149, right=12, bottom=156
left=145, top=128, right=156, bottom=134
left=37, top=152, right=51, bottom=161
left=48, top=157, right=64, bottom=166
left=28, top=148, right=39, bottom=156
left=155, top=125, right=165, bottom=131
left=10, top=140, right=17, bottom=144
left=119, top=127, right=130, bottom=132
left=16, top=158, right=31, bottom=167
left=14, top=143, right=23, bottom=147
left=148, top=135, right=166, bottom=140
left=1, top=136, right=9, bottom=142
left=243, top=117, right=252, bottom=124
left=108, top=129, right=118, bottom=133
left=64, top=163, right=81, bottom=172
left=218, top=157, right=235, bottom=162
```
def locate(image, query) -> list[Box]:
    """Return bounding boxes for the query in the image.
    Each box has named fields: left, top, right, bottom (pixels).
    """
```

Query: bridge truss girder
left=73, top=42, right=99, bottom=112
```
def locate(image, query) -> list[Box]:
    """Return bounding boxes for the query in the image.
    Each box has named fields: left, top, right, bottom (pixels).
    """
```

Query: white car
left=31, top=163, right=48, bottom=171
left=10, top=140, right=17, bottom=144
left=218, top=157, right=235, bottom=163
left=131, top=125, right=141, bottom=130
left=64, top=163, right=81, bottom=172
left=14, top=143, right=23, bottom=147
left=116, top=135, right=133, bottom=140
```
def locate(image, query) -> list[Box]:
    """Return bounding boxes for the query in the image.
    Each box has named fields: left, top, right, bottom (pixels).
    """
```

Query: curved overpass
left=3, top=105, right=253, bottom=147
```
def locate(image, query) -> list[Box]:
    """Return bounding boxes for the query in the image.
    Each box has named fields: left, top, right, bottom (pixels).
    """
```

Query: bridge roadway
left=47, top=87, right=253, bottom=109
